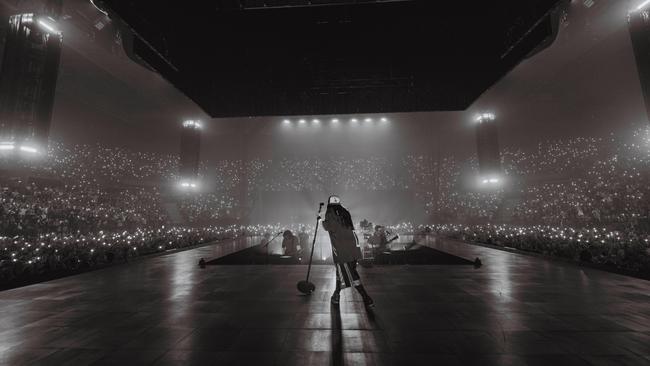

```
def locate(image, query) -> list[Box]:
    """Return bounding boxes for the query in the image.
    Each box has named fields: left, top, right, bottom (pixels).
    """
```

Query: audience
left=1, top=126, right=650, bottom=284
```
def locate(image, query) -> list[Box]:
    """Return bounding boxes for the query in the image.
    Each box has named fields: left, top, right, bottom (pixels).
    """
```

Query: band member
left=369, top=225, right=389, bottom=256
left=282, top=230, right=299, bottom=256
left=322, top=195, right=374, bottom=308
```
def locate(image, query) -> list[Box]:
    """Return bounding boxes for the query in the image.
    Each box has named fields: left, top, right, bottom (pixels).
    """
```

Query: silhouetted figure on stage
left=369, top=225, right=389, bottom=255
left=322, top=195, right=374, bottom=308
left=282, top=230, right=299, bottom=257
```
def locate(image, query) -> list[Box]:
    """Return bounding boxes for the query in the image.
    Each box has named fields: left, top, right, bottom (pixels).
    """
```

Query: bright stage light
left=475, top=112, right=496, bottom=123
left=37, top=18, right=61, bottom=35
left=0, top=142, right=15, bottom=151
left=636, top=0, right=650, bottom=11
left=480, top=175, right=501, bottom=185
left=364, top=118, right=373, bottom=123
left=19, top=13, right=34, bottom=23
left=350, top=118, right=358, bottom=123
left=312, top=119, right=320, bottom=124
left=331, top=118, right=339, bottom=124
left=283, top=119, right=291, bottom=124
left=19, top=146, right=38, bottom=154
left=179, top=180, right=199, bottom=190
left=183, top=120, right=202, bottom=129
left=299, top=119, right=306, bottom=124
left=380, top=117, right=388, bottom=123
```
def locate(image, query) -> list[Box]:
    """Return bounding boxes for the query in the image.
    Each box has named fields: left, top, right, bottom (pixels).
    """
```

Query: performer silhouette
left=322, top=195, right=374, bottom=308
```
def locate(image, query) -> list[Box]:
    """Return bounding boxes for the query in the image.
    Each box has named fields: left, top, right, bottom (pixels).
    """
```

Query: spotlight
left=299, top=119, right=306, bottom=124
left=479, top=176, right=501, bottom=186
left=312, top=119, right=320, bottom=124
left=37, top=18, right=61, bottom=35
left=380, top=117, right=388, bottom=123
left=0, top=142, right=15, bottom=151
left=331, top=118, right=339, bottom=124
left=364, top=118, right=373, bottom=123
left=183, top=120, right=202, bottom=129
left=179, top=180, right=199, bottom=190
left=475, top=113, right=496, bottom=123
left=636, top=0, right=650, bottom=11
left=350, top=118, right=358, bottom=123
left=283, top=119, right=291, bottom=124
left=19, top=146, right=38, bottom=154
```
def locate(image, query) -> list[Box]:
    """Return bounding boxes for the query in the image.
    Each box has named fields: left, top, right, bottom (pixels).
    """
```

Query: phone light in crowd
left=475, top=112, right=496, bottom=123
left=636, top=0, right=650, bottom=11
left=183, top=120, right=202, bottom=129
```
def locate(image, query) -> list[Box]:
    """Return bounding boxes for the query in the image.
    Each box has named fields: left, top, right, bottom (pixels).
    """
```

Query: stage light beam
left=19, top=145, right=38, bottom=154
left=37, top=19, right=60, bottom=35
left=636, top=0, right=650, bottom=11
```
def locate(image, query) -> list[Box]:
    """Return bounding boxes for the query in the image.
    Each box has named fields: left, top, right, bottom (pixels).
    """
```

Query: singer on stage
left=322, top=195, right=374, bottom=308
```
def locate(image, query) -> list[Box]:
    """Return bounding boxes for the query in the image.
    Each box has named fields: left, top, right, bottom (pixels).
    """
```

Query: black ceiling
left=99, top=0, right=563, bottom=118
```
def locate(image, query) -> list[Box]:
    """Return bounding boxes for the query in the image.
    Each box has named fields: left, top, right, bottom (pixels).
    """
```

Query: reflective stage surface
left=1, top=237, right=650, bottom=365
left=208, top=236, right=474, bottom=266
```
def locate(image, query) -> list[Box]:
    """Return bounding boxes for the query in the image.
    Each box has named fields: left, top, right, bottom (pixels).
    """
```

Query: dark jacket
left=322, top=204, right=361, bottom=263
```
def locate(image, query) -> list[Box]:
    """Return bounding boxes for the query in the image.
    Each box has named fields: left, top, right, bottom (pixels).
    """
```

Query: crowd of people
left=419, top=223, right=650, bottom=277
left=1, top=126, right=650, bottom=284
left=0, top=224, right=292, bottom=287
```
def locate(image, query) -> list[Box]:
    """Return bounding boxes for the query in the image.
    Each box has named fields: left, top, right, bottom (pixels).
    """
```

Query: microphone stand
left=262, top=231, right=284, bottom=264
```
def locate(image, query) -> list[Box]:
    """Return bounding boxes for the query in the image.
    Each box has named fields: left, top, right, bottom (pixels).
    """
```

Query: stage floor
left=1, top=238, right=650, bottom=365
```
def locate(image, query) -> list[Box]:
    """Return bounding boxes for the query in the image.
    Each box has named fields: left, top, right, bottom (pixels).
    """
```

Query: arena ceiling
left=97, top=0, right=565, bottom=118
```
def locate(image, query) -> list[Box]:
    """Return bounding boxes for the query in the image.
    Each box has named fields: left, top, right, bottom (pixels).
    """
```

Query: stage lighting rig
left=281, top=116, right=389, bottom=126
